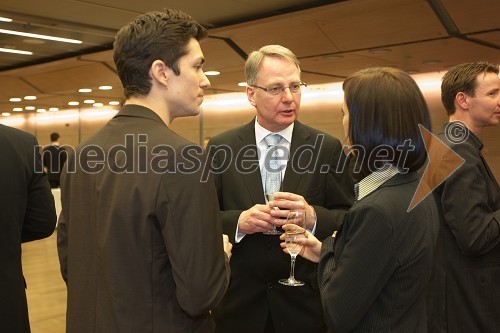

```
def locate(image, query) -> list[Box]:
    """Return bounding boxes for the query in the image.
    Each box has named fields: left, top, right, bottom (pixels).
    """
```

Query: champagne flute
left=263, top=170, right=283, bottom=235
left=279, top=210, right=306, bottom=286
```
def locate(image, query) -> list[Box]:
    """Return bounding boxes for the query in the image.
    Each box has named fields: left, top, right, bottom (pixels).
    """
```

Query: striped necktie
left=263, top=134, right=283, bottom=195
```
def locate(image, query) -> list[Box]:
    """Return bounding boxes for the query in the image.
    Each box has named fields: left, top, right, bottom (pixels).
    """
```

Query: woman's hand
left=280, top=224, right=323, bottom=263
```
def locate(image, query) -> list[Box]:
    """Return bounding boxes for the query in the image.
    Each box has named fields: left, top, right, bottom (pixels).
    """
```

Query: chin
left=192, top=105, right=201, bottom=114
left=280, top=116, right=296, bottom=126
left=179, top=108, right=199, bottom=118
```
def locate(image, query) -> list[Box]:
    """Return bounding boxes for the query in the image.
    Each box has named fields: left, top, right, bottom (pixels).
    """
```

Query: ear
left=247, top=86, right=256, bottom=107
left=150, top=60, right=170, bottom=88
left=455, top=92, right=469, bottom=110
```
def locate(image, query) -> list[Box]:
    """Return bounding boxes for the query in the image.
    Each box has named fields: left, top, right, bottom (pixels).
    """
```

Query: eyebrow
left=267, top=80, right=301, bottom=85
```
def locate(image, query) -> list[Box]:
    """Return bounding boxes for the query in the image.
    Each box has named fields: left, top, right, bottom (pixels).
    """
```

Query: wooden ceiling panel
left=300, top=38, right=500, bottom=78
left=316, top=0, right=447, bottom=51
left=213, top=19, right=338, bottom=58
left=0, top=76, right=42, bottom=99
left=2, top=57, right=89, bottom=76
left=441, top=0, right=499, bottom=33
left=78, top=50, right=115, bottom=63
left=300, top=72, right=345, bottom=85
left=205, top=71, right=247, bottom=94
left=210, top=4, right=342, bottom=58
left=0, top=12, right=116, bottom=73
left=0, top=0, right=134, bottom=31
left=350, top=38, right=500, bottom=73
left=467, top=31, right=500, bottom=48
left=0, top=24, right=63, bottom=55
left=0, top=52, right=32, bottom=67
left=0, top=104, right=12, bottom=112
left=300, top=54, right=397, bottom=79
left=0, top=0, right=498, bottom=115
left=87, top=0, right=321, bottom=27
left=202, top=37, right=246, bottom=71
left=38, top=89, right=123, bottom=105
left=23, top=62, right=120, bottom=94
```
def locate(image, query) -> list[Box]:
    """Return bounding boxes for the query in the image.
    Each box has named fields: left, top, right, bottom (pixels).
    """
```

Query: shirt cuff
left=309, top=206, right=318, bottom=235
left=235, top=213, right=246, bottom=243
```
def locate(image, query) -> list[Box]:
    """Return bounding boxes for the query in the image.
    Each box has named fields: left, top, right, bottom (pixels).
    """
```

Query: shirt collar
left=255, top=117, right=294, bottom=145
left=355, top=164, right=400, bottom=201
left=442, top=122, right=483, bottom=151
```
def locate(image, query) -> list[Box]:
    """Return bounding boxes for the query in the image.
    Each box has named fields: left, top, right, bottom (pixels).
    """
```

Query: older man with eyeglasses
left=206, top=45, right=354, bottom=333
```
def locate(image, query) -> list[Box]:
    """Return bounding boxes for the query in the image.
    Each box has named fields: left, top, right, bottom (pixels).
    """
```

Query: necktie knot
left=264, top=133, right=282, bottom=147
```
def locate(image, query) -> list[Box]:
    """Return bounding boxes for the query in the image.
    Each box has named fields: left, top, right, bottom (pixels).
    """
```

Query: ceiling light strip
left=0, top=28, right=82, bottom=44
left=0, top=47, right=32, bottom=55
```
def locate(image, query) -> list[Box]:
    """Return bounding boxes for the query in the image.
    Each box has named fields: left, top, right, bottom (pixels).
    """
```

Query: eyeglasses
left=251, top=82, right=307, bottom=96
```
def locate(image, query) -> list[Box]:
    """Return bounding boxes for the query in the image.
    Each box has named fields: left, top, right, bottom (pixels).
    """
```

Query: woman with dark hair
left=281, top=67, right=439, bottom=332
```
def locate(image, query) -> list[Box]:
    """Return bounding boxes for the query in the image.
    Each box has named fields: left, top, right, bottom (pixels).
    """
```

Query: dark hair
left=441, top=61, right=499, bottom=115
left=50, top=132, right=60, bottom=142
left=342, top=67, right=431, bottom=177
left=113, top=9, right=208, bottom=99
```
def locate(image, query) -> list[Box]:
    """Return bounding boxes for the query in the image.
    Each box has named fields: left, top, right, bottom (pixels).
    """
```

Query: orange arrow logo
left=408, top=124, right=465, bottom=211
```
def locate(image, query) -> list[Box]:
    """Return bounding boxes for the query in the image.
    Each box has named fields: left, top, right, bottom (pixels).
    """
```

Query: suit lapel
left=236, top=121, right=266, bottom=205
left=479, top=151, right=500, bottom=192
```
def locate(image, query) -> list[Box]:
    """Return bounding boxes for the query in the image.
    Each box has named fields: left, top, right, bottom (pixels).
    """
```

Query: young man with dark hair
left=57, top=9, right=231, bottom=333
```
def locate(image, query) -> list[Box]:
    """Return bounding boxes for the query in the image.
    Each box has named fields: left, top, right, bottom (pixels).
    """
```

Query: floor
left=22, top=233, right=66, bottom=333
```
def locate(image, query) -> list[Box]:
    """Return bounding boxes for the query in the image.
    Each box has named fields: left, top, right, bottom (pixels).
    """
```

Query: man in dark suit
left=0, top=124, right=56, bottom=332
left=57, top=10, right=231, bottom=333
left=42, top=132, right=67, bottom=188
left=208, top=45, right=354, bottom=333
left=427, top=61, right=500, bottom=332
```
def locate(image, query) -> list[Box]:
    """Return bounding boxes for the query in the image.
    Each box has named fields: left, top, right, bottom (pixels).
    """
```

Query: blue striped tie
left=263, top=134, right=283, bottom=194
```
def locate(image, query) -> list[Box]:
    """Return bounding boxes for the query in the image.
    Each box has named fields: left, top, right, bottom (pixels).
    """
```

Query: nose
left=200, top=72, right=211, bottom=89
left=281, top=87, right=294, bottom=102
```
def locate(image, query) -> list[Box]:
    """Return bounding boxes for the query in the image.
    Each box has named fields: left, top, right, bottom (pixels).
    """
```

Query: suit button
left=267, top=283, right=273, bottom=289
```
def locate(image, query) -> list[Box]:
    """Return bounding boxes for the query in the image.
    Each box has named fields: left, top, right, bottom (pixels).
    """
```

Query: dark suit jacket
left=42, top=144, right=68, bottom=188
left=57, top=105, right=230, bottom=333
left=427, top=125, right=500, bottom=332
left=319, top=172, right=439, bottom=332
left=207, top=120, right=354, bottom=333
left=0, top=124, right=56, bottom=333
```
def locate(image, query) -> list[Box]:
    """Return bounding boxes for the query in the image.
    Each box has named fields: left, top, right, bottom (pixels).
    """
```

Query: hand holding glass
left=279, top=210, right=306, bottom=287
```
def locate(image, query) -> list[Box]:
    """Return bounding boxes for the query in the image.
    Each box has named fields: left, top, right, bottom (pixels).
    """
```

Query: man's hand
left=238, top=204, right=275, bottom=234
left=269, top=192, right=317, bottom=229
